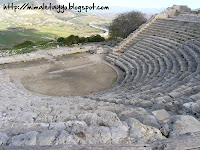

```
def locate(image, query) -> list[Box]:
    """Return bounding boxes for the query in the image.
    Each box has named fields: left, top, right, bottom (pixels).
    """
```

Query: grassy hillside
left=0, top=2, right=111, bottom=49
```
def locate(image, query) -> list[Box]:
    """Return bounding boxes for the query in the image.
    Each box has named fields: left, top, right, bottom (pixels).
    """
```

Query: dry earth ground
left=0, top=53, right=117, bottom=96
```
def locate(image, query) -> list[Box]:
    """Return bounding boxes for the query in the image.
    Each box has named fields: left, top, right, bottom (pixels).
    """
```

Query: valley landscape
left=0, top=0, right=111, bottom=49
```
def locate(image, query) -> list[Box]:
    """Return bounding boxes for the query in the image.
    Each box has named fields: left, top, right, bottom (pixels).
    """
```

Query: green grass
left=0, top=28, right=55, bottom=49
left=0, top=9, right=111, bottom=49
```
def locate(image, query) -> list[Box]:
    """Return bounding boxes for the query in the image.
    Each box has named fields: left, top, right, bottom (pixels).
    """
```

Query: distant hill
left=194, top=8, right=200, bottom=11
left=92, top=7, right=165, bottom=19
left=0, top=0, right=111, bottom=49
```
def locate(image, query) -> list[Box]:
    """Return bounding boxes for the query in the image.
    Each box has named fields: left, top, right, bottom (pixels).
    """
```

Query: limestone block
left=190, top=93, right=200, bottom=101
left=6, top=111, right=38, bottom=123
left=126, top=118, right=165, bottom=143
left=169, top=91, right=182, bottom=98
left=160, top=124, right=171, bottom=137
left=110, top=125, right=128, bottom=144
left=65, top=120, right=87, bottom=134
left=136, top=115, right=161, bottom=129
left=54, top=130, right=81, bottom=145
left=77, top=110, right=123, bottom=127
left=152, top=109, right=172, bottom=123
left=49, top=122, right=67, bottom=130
left=170, top=115, right=200, bottom=137
left=183, top=100, right=200, bottom=117
left=85, top=126, right=112, bottom=144
left=119, top=107, right=147, bottom=121
left=0, top=133, right=9, bottom=145
left=55, top=113, right=77, bottom=122
left=37, top=130, right=58, bottom=145
left=8, top=131, right=38, bottom=146
left=139, top=100, right=153, bottom=108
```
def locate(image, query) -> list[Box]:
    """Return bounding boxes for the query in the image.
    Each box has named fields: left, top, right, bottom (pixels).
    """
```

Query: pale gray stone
left=65, top=120, right=87, bottom=134
left=137, top=115, right=161, bottom=128
left=160, top=124, right=171, bottom=137
left=152, top=109, right=172, bottom=123
left=170, top=115, right=200, bottom=137
left=78, top=110, right=123, bottom=127
left=110, top=125, right=128, bottom=144
left=49, top=122, right=67, bottom=130
left=0, top=132, right=9, bottom=145
left=183, top=100, right=200, bottom=117
left=139, top=100, right=153, bottom=107
left=119, top=107, right=147, bottom=121
left=8, top=131, right=38, bottom=146
left=169, top=91, right=181, bottom=98
left=85, top=126, right=111, bottom=144
left=37, top=130, right=58, bottom=145
left=54, top=130, right=81, bottom=145
left=126, top=118, right=165, bottom=143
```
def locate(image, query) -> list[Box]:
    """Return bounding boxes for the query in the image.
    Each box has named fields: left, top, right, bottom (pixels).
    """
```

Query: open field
left=0, top=9, right=111, bottom=49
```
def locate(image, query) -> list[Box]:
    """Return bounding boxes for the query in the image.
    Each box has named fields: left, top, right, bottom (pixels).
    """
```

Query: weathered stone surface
left=110, top=125, right=129, bottom=144
left=37, top=130, right=58, bottom=145
left=139, top=100, right=153, bottom=108
left=152, top=109, right=172, bottom=123
left=78, top=110, right=123, bottom=127
left=119, top=107, right=147, bottom=121
left=85, top=126, right=112, bottom=144
left=6, top=111, right=37, bottom=123
left=183, top=100, right=200, bottom=117
left=49, top=122, right=67, bottom=130
left=136, top=115, right=161, bottom=129
left=54, top=130, right=81, bottom=145
left=168, top=91, right=181, bottom=98
left=8, top=131, right=38, bottom=146
left=65, top=120, right=88, bottom=134
left=126, top=118, right=165, bottom=143
left=170, top=115, right=200, bottom=137
left=160, top=124, right=171, bottom=137
left=0, top=133, right=9, bottom=145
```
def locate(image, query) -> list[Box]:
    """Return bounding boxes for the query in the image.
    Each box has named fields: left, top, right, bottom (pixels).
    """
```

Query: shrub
left=109, top=11, right=146, bottom=39
left=14, top=41, right=34, bottom=49
left=89, top=34, right=105, bottom=42
left=64, top=35, right=80, bottom=45
left=59, top=34, right=105, bottom=46
left=57, top=37, right=65, bottom=43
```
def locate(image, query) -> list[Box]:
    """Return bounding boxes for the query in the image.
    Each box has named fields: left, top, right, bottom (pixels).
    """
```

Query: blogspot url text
left=3, top=3, right=110, bottom=13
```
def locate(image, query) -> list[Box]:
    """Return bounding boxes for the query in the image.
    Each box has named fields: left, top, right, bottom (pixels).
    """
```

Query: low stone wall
left=0, top=45, right=98, bottom=65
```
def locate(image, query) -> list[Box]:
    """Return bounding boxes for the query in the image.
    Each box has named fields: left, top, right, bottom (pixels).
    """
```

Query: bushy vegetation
left=109, top=11, right=147, bottom=39
left=6, top=34, right=105, bottom=56
left=14, top=41, right=34, bottom=49
left=57, top=34, right=105, bottom=46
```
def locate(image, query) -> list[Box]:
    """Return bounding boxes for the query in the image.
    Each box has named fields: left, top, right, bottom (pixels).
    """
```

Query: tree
left=57, top=37, right=65, bottom=43
left=79, top=37, right=88, bottom=43
left=64, top=35, right=80, bottom=46
left=109, top=11, right=147, bottom=39
left=88, top=34, right=105, bottom=42
left=14, top=41, right=34, bottom=49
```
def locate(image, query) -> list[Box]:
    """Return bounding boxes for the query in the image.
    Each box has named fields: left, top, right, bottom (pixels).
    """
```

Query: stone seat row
left=119, top=18, right=200, bottom=52
left=102, top=37, right=200, bottom=108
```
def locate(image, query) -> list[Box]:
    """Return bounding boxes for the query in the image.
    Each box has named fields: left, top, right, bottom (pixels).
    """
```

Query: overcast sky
left=58, top=0, right=199, bottom=9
